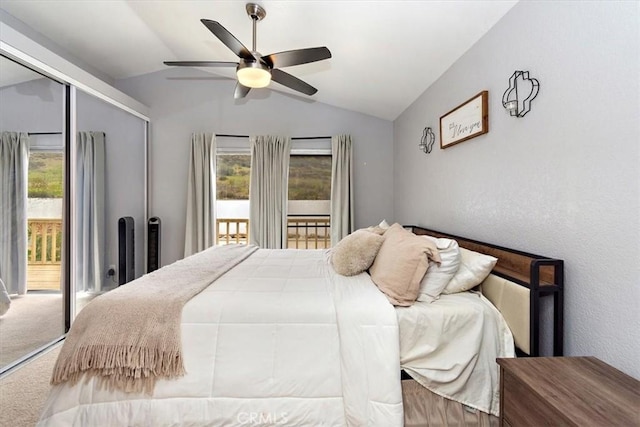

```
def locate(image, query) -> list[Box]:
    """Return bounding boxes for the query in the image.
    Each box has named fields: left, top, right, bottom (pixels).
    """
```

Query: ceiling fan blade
left=234, top=82, right=251, bottom=99
left=270, top=69, right=317, bottom=96
left=262, top=47, right=331, bottom=69
left=164, top=61, right=238, bottom=67
left=201, top=19, right=254, bottom=61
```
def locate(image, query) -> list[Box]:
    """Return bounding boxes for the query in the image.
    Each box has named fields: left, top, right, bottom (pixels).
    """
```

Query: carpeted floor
left=0, top=344, right=60, bottom=427
left=0, top=292, right=97, bottom=370
left=0, top=292, right=64, bottom=368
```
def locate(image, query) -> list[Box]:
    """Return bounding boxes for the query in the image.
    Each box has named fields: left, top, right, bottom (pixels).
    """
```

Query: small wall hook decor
left=419, top=127, right=435, bottom=153
left=502, top=70, right=540, bottom=117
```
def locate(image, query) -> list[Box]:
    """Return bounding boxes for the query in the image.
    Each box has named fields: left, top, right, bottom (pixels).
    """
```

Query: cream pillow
left=442, top=247, right=497, bottom=294
left=417, top=237, right=461, bottom=303
left=330, top=229, right=385, bottom=276
left=369, top=223, right=441, bottom=306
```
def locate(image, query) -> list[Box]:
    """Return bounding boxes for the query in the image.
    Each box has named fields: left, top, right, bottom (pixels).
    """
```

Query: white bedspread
left=38, top=249, right=403, bottom=426
left=397, top=292, right=514, bottom=416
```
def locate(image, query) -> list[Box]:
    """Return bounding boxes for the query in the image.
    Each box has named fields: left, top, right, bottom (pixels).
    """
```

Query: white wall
left=0, top=76, right=63, bottom=131
left=393, top=0, right=639, bottom=378
left=116, top=69, right=394, bottom=266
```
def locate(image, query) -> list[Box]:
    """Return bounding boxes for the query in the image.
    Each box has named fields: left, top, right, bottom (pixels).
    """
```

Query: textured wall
left=393, top=1, right=639, bottom=378
left=116, top=69, right=394, bottom=265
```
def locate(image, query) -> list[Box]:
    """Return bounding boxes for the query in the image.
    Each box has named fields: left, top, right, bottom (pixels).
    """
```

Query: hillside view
left=28, top=152, right=63, bottom=198
left=217, top=155, right=331, bottom=200
left=27, top=153, right=332, bottom=201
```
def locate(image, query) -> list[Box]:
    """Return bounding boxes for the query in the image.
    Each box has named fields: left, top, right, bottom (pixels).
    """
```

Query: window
left=214, top=152, right=332, bottom=248
left=287, top=154, right=331, bottom=249
left=288, top=155, right=331, bottom=201
left=216, top=154, right=250, bottom=245
left=216, top=154, right=251, bottom=200
left=28, top=151, right=63, bottom=198
left=27, top=149, right=64, bottom=291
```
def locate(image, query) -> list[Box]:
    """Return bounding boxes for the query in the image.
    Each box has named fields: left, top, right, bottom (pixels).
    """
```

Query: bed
left=37, top=224, right=564, bottom=426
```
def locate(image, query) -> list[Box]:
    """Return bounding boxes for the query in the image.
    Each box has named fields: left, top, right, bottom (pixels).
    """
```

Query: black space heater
left=118, top=216, right=135, bottom=285
left=147, top=217, right=161, bottom=273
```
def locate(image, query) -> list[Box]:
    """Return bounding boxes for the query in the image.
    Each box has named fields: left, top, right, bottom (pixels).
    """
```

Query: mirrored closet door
left=73, top=90, right=147, bottom=315
left=0, top=55, right=66, bottom=371
left=0, top=56, right=149, bottom=374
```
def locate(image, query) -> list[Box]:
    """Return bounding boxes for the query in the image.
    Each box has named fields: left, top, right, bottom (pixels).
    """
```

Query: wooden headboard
left=407, top=225, right=564, bottom=357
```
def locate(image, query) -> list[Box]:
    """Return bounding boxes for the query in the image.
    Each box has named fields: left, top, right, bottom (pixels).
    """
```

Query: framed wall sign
left=440, top=91, right=489, bottom=149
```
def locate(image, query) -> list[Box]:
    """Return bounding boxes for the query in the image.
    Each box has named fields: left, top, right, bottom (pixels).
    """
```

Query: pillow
left=364, top=219, right=391, bottom=235
left=330, top=229, right=385, bottom=276
left=378, top=219, right=390, bottom=230
left=442, top=247, right=497, bottom=294
left=417, top=237, right=461, bottom=303
left=369, top=223, right=441, bottom=306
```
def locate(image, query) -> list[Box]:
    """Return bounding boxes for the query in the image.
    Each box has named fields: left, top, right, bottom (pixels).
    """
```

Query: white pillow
left=442, top=247, right=497, bottom=294
left=417, top=237, right=461, bottom=302
left=364, top=219, right=391, bottom=235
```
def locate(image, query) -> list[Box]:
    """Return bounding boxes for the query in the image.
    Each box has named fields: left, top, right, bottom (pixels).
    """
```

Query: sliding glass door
left=0, top=55, right=66, bottom=372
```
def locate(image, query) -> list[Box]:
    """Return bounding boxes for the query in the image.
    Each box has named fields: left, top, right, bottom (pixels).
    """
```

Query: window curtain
left=330, top=134, right=354, bottom=246
left=0, top=131, right=30, bottom=295
left=184, top=133, right=217, bottom=257
left=249, top=135, right=291, bottom=248
left=75, top=131, right=105, bottom=293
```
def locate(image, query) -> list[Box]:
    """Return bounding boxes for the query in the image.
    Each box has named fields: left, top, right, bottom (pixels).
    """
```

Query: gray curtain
left=330, top=134, right=354, bottom=246
left=0, top=132, right=30, bottom=295
left=75, top=131, right=105, bottom=293
left=184, top=133, right=217, bottom=257
left=249, top=135, right=291, bottom=248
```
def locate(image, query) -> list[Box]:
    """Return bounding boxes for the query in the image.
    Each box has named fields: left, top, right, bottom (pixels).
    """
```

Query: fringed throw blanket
left=51, top=244, right=258, bottom=394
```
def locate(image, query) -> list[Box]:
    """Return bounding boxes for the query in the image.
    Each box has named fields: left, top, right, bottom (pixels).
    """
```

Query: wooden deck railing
left=287, top=215, right=330, bottom=249
left=28, top=219, right=62, bottom=264
left=27, top=218, right=62, bottom=290
left=216, top=216, right=331, bottom=249
left=216, top=218, right=250, bottom=245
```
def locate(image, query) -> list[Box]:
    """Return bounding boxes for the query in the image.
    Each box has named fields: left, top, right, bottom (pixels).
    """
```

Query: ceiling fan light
left=237, top=64, right=271, bottom=88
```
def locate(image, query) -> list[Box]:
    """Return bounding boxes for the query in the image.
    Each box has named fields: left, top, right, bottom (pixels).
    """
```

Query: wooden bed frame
left=407, top=225, right=564, bottom=357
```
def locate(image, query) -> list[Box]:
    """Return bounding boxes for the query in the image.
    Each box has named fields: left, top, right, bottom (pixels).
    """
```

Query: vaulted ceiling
left=0, top=1, right=518, bottom=120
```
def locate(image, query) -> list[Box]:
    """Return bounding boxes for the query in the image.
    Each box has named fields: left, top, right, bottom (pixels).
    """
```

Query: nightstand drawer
left=502, top=370, right=570, bottom=426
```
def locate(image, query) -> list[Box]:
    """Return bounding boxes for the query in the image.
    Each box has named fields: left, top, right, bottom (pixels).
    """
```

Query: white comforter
left=38, top=249, right=403, bottom=426
left=397, top=292, right=515, bottom=416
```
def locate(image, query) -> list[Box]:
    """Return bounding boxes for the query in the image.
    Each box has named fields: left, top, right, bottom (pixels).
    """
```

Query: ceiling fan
left=164, top=3, right=332, bottom=99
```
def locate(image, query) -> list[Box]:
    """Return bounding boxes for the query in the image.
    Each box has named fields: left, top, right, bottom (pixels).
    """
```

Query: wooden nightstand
left=497, top=357, right=640, bottom=426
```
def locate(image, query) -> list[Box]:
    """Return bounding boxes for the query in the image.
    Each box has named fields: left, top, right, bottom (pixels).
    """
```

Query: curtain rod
left=28, top=132, right=62, bottom=135
left=216, top=134, right=332, bottom=141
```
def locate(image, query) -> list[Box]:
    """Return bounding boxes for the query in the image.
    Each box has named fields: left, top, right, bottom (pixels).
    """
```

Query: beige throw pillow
left=369, top=223, right=441, bottom=306
left=442, top=247, right=497, bottom=294
left=330, top=229, right=385, bottom=276
left=417, top=236, right=461, bottom=303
